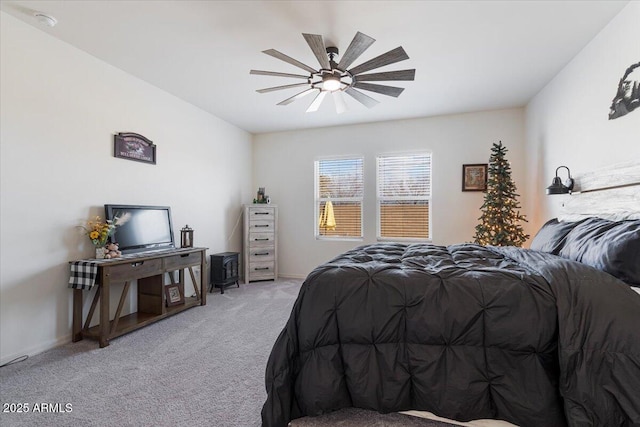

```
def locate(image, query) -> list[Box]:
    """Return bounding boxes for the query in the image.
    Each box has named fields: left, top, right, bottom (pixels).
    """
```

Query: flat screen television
left=104, top=204, right=175, bottom=254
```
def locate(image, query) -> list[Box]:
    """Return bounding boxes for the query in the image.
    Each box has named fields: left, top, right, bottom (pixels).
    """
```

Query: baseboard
left=277, top=273, right=307, bottom=280
left=0, top=333, right=71, bottom=367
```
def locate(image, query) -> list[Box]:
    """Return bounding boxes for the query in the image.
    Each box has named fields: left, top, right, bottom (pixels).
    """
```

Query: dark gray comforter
left=261, top=243, right=640, bottom=427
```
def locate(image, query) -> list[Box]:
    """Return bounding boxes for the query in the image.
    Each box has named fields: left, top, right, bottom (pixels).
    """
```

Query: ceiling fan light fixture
left=322, top=75, right=342, bottom=92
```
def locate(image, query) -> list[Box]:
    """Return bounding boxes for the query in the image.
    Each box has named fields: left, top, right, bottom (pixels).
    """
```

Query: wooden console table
left=69, top=247, right=207, bottom=348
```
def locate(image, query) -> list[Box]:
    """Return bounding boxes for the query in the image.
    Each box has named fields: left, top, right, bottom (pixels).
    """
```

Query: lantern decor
left=180, top=225, right=194, bottom=248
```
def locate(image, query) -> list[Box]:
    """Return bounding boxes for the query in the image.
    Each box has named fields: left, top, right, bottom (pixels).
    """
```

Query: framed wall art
left=114, top=132, right=156, bottom=165
left=462, top=163, right=488, bottom=192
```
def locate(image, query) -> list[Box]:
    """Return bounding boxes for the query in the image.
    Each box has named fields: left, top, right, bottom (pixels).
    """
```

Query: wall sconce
left=180, top=225, right=194, bottom=248
left=546, top=166, right=574, bottom=195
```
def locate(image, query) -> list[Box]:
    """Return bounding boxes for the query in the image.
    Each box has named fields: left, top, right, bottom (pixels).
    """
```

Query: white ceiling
left=1, top=1, right=629, bottom=134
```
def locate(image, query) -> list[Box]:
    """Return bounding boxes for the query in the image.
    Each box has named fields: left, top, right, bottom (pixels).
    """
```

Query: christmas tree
left=473, top=141, right=529, bottom=247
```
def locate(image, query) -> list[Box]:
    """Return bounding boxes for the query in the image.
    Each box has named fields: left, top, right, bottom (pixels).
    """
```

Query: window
left=315, top=157, right=363, bottom=239
left=377, top=153, right=432, bottom=240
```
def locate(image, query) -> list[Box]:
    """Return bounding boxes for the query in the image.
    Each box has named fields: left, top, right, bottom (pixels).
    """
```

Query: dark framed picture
left=462, top=164, right=488, bottom=191
left=114, top=132, right=156, bottom=165
left=165, top=284, right=184, bottom=307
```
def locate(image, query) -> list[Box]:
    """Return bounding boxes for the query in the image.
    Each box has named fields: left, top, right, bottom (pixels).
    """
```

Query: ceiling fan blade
left=337, top=31, right=376, bottom=70
left=250, top=70, right=310, bottom=79
left=263, top=49, right=318, bottom=74
left=354, top=69, right=415, bottom=82
left=303, top=33, right=330, bottom=70
left=277, top=88, right=317, bottom=106
left=344, top=87, right=379, bottom=108
left=353, top=82, right=405, bottom=97
left=257, top=82, right=311, bottom=93
left=348, top=47, right=409, bottom=76
left=333, top=90, right=347, bottom=114
left=306, top=91, right=328, bottom=112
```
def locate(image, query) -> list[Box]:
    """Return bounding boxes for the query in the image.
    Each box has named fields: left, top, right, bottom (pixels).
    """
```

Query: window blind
left=377, top=154, right=431, bottom=239
left=315, top=158, right=363, bottom=238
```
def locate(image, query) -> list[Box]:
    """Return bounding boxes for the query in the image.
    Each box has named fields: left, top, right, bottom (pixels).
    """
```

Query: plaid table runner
left=68, top=260, right=110, bottom=290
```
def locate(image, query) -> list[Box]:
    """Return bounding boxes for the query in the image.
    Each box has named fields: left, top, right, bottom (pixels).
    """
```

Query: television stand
left=70, top=247, right=207, bottom=348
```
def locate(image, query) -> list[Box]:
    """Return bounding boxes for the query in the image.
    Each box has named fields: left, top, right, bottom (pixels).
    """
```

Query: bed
left=261, top=164, right=640, bottom=427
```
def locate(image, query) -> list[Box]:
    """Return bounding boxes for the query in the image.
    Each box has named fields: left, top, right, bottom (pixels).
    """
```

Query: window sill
left=315, top=236, right=364, bottom=242
left=377, top=237, right=433, bottom=243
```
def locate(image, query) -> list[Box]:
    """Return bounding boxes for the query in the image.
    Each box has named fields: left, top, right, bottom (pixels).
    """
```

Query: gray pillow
left=530, top=218, right=583, bottom=255
left=558, top=218, right=640, bottom=286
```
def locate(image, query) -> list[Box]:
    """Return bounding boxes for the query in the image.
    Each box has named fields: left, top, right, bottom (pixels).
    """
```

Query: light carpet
left=0, top=278, right=458, bottom=427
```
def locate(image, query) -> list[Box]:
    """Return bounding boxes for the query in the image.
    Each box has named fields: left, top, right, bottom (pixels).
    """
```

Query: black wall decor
left=114, top=132, right=156, bottom=164
left=609, top=62, right=640, bottom=120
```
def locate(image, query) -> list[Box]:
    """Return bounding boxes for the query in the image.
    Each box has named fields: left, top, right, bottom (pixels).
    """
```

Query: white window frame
left=376, top=152, right=432, bottom=242
left=314, top=156, right=364, bottom=241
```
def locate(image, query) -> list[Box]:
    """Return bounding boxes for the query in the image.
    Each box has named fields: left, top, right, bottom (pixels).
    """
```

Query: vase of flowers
left=80, top=214, right=130, bottom=259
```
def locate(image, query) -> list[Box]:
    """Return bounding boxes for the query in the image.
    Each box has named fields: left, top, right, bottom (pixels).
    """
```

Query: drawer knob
left=255, top=267, right=270, bottom=271
left=254, top=224, right=270, bottom=228
left=255, top=238, right=269, bottom=241
left=254, top=212, right=269, bottom=215
left=255, top=252, right=269, bottom=256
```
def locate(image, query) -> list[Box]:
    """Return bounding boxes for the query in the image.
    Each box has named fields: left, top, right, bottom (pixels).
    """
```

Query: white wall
left=0, top=12, right=253, bottom=363
left=253, top=108, right=527, bottom=278
left=5, top=0, right=635, bottom=364
left=525, top=1, right=640, bottom=229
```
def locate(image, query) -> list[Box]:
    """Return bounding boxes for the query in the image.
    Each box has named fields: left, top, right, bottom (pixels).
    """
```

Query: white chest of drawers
left=243, top=204, right=278, bottom=282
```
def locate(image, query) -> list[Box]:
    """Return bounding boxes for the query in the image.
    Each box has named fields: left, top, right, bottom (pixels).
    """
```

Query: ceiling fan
left=250, top=32, right=415, bottom=114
